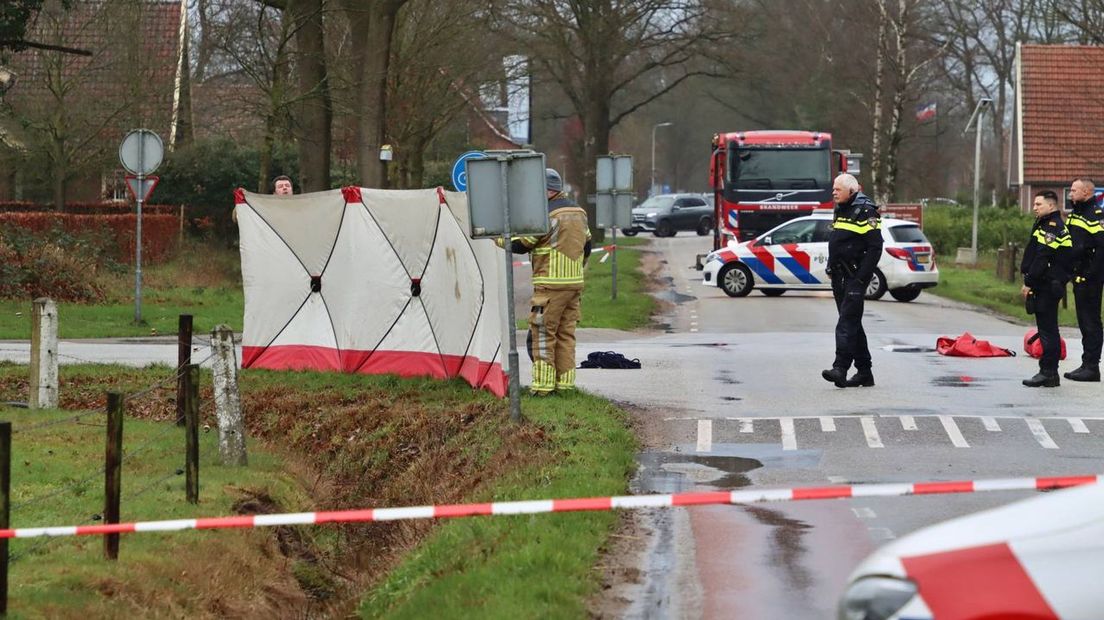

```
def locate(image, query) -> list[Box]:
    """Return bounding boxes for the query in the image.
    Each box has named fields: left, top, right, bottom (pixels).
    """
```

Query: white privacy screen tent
left=234, top=186, right=507, bottom=397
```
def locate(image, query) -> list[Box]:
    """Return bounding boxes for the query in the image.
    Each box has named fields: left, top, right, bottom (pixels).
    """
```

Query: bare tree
left=494, top=0, right=730, bottom=232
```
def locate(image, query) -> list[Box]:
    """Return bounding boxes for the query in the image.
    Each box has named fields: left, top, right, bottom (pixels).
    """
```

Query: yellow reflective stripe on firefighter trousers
left=528, top=288, right=582, bottom=392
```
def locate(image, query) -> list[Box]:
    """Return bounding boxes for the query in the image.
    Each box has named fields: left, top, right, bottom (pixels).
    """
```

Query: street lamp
left=963, top=97, right=993, bottom=264
left=651, top=122, right=673, bottom=197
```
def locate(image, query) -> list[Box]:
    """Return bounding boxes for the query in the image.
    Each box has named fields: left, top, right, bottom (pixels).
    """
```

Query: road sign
left=451, top=151, right=485, bottom=192
left=466, top=152, right=548, bottom=238
left=597, top=155, right=633, bottom=191
left=119, top=129, right=164, bottom=175
left=125, top=175, right=159, bottom=202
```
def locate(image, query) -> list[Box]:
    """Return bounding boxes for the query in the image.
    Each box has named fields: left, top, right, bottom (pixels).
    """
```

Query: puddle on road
left=930, top=375, right=978, bottom=388
left=653, top=289, right=697, bottom=304
left=634, top=452, right=762, bottom=494
left=883, top=344, right=937, bottom=353
left=714, top=369, right=742, bottom=385
left=669, top=342, right=730, bottom=348
left=744, top=505, right=813, bottom=590
left=720, top=396, right=742, bottom=402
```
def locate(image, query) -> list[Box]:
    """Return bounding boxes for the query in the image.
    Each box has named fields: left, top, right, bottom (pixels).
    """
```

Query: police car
left=839, top=482, right=1104, bottom=619
left=700, top=213, right=939, bottom=301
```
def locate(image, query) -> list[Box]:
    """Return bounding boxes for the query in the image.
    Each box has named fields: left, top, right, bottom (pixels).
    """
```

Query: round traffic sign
left=451, top=151, right=485, bottom=192
left=119, top=129, right=164, bottom=175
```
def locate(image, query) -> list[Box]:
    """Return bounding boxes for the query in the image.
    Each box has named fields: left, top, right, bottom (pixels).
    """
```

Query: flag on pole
left=915, top=102, right=937, bottom=123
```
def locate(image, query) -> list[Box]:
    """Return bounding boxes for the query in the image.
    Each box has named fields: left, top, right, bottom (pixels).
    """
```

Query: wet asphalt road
left=559, top=236, right=1104, bottom=619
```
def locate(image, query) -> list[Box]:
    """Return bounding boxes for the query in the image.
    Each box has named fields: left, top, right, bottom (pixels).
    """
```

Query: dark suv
left=624, top=193, right=713, bottom=237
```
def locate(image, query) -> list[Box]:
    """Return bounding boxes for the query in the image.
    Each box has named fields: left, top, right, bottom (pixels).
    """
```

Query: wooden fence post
left=995, top=247, right=1006, bottom=281
left=184, top=365, right=199, bottom=504
left=29, top=298, right=58, bottom=410
left=176, top=315, right=193, bottom=427
left=210, top=325, right=246, bottom=466
left=0, top=421, right=11, bottom=614
left=104, top=393, right=124, bottom=560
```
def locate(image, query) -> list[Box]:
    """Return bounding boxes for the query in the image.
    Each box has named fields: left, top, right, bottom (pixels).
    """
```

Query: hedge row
left=921, top=205, right=1033, bottom=256
left=0, top=213, right=179, bottom=263
left=0, top=201, right=178, bottom=215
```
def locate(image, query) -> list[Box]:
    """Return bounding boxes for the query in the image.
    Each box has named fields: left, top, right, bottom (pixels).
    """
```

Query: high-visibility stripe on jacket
left=515, top=195, right=591, bottom=290
left=1032, top=228, right=1072, bottom=249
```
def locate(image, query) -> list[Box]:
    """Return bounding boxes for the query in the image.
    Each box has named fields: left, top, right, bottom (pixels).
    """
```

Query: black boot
left=1064, top=365, right=1101, bottom=382
left=821, top=367, right=848, bottom=388
left=845, top=370, right=875, bottom=387
left=1023, top=372, right=1060, bottom=387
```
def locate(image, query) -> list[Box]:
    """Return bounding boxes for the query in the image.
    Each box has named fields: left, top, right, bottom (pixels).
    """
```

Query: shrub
left=922, top=205, right=1032, bottom=256
left=0, top=225, right=122, bottom=302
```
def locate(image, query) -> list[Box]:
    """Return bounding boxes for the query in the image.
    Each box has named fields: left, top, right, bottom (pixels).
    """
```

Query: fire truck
left=709, top=130, right=860, bottom=251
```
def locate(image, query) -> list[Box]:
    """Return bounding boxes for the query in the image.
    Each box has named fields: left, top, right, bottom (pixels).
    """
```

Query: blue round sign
left=451, top=151, right=485, bottom=192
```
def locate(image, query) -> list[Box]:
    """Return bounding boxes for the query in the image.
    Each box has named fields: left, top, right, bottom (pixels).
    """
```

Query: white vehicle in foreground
left=700, top=213, right=939, bottom=301
left=839, top=482, right=1104, bottom=620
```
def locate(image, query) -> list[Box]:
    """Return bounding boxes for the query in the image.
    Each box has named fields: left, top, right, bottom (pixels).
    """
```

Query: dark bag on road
left=579, top=351, right=641, bottom=369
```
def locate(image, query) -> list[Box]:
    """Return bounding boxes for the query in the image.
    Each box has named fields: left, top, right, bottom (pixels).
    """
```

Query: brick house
left=0, top=0, right=189, bottom=204
left=1010, top=43, right=1104, bottom=210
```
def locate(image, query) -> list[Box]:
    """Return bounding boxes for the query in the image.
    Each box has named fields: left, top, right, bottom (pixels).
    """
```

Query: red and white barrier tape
left=596, top=244, right=616, bottom=263
left=3, top=474, right=1096, bottom=540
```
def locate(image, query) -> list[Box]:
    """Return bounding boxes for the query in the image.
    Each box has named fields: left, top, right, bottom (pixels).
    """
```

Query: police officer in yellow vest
left=506, top=169, right=592, bottom=395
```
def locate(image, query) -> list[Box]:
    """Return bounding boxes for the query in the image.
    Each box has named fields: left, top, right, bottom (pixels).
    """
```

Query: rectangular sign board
left=597, top=155, right=634, bottom=191
left=881, top=203, right=922, bottom=227
left=466, top=152, right=550, bottom=239
left=596, top=193, right=634, bottom=229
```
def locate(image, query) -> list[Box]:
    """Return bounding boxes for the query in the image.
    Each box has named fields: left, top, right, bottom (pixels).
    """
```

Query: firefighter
left=821, top=173, right=883, bottom=388
left=1065, top=178, right=1103, bottom=382
left=1021, top=190, right=1073, bottom=387
left=506, top=169, right=592, bottom=396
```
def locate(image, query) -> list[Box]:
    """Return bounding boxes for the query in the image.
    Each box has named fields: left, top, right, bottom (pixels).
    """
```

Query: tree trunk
left=883, top=0, right=910, bottom=204
left=344, top=0, right=403, bottom=188
left=582, top=94, right=611, bottom=241
left=869, top=4, right=889, bottom=203
left=288, top=0, right=332, bottom=192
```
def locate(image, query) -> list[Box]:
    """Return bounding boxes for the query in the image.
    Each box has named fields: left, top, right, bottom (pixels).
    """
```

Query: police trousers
left=1033, top=289, right=1061, bottom=374
left=528, top=287, right=582, bottom=393
left=1073, top=281, right=1103, bottom=366
left=832, top=275, right=871, bottom=372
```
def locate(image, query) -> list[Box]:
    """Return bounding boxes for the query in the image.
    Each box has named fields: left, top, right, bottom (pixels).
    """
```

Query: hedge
left=921, top=205, right=1033, bottom=256
left=0, top=213, right=179, bottom=263
left=0, top=201, right=178, bottom=215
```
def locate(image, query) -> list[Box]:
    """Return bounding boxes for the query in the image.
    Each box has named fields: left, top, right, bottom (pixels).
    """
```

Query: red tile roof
left=5, top=1, right=182, bottom=138
left=1020, top=44, right=1104, bottom=182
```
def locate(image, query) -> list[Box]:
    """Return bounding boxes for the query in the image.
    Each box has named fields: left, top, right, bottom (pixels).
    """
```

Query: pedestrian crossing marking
left=696, top=419, right=713, bottom=453
left=780, top=418, right=797, bottom=451
left=679, top=414, right=1100, bottom=453
left=860, top=416, right=884, bottom=448
left=1026, top=418, right=1059, bottom=449
left=938, top=415, right=969, bottom=448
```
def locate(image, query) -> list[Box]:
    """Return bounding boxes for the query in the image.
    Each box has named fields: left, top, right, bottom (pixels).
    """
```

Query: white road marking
left=780, top=418, right=797, bottom=451
left=868, top=527, right=896, bottom=540
left=851, top=507, right=876, bottom=519
left=939, top=415, right=970, bottom=448
left=696, top=419, right=713, bottom=453
left=1026, top=419, right=1059, bottom=449
left=828, top=475, right=848, bottom=484
left=1069, top=418, right=1090, bottom=434
left=690, top=328, right=699, bottom=333
left=860, top=416, right=884, bottom=448
left=738, top=418, right=754, bottom=433
left=899, top=415, right=918, bottom=431
left=981, top=416, right=1001, bottom=431
left=819, top=416, right=836, bottom=432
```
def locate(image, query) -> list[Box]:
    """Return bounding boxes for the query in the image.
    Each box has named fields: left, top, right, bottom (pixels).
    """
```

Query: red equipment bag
left=1023, top=329, right=1067, bottom=360
left=936, top=332, right=1015, bottom=357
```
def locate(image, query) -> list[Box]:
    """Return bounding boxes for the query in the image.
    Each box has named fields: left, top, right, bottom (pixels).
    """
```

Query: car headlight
left=646, top=212, right=657, bottom=218
left=838, top=576, right=917, bottom=620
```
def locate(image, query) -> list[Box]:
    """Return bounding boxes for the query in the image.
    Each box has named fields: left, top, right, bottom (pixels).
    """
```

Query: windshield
left=727, top=147, right=831, bottom=191
left=638, top=196, right=675, bottom=211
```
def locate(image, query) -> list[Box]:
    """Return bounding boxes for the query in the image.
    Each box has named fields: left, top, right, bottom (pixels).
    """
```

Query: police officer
left=1021, top=190, right=1073, bottom=387
left=505, top=169, right=592, bottom=396
left=822, top=173, right=883, bottom=388
left=1064, top=178, right=1103, bottom=382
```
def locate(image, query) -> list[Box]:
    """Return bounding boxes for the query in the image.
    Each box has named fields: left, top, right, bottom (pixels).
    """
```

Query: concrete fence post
left=29, top=298, right=58, bottom=410
left=210, top=325, right=246, bottom=466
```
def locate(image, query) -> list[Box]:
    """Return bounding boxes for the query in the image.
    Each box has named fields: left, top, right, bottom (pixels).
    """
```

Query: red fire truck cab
left=709, top=130, right=860, bottom=251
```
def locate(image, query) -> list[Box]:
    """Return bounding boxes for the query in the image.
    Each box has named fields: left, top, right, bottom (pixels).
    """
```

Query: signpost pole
left=135, top=167, right=144, bottom=323
left=610, top=224, right=618, bottom=301
left=499, top=156, right=522, bottom=422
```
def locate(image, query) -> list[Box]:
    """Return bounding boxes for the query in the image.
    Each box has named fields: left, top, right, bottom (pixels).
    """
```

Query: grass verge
left=0, top=362, right=636, bottom=617
left=929, top=255, right=1078, bottom=327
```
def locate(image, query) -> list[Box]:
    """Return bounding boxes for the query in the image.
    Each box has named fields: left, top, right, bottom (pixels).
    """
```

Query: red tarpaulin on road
left=936, top=332, right=1015, bottom=357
